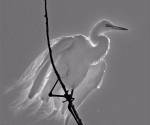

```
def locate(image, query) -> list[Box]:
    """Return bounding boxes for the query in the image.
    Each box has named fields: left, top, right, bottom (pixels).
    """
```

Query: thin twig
left=43, top=0, right=84, bottom=125
left=43, top=0, right=67, bottom=94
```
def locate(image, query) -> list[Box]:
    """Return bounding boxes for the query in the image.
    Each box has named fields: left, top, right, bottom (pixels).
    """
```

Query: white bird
left=41, top=19, right=128, bottom=91
left=4, top=19, right=128, bottom=124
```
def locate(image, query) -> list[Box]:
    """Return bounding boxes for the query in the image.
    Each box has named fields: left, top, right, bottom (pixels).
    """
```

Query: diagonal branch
left=43, top=0, right=84, bottom=125
left=43, top=0, right=68, bottom=94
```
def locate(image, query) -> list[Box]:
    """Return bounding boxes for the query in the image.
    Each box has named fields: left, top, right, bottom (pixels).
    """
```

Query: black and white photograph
left=0, top=0, right=148, bottom=125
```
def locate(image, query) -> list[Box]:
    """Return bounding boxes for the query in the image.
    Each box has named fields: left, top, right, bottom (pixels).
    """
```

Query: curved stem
left=44, top=0, right=68, bottom=94
left=43, top=0, right=84, bottom=125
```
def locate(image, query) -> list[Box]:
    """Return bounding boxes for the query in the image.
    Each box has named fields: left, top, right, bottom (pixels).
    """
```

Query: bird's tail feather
left=4, top=48, right=49, bottom=94
left=3, top=48, right=57, bottom=119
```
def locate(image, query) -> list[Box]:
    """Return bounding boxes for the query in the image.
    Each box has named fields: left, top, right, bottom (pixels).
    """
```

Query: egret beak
left=105, top=24, right=128, bottom=30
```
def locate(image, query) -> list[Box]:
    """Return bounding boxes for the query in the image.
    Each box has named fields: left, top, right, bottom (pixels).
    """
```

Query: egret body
left=5, top=19, right=128, bottom=124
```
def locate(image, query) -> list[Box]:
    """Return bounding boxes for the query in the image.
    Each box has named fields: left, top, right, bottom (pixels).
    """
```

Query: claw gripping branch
left=43, top=0, right=84, bottom=125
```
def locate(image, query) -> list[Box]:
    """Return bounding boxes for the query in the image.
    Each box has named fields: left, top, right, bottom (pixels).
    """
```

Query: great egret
left=4, top=19, right=128, bottom=124
left=39, top=19, right=128, bottom=101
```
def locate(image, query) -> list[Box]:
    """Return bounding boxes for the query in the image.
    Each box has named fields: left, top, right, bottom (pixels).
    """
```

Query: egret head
left=91, top=19, right=128, bottom=36
left=99, top=19, right=128, bottom=34
left=104, top=20, right=128, bottom=29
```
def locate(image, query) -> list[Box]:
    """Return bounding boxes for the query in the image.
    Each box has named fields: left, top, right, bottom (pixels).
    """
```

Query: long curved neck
left=87, top=23, right=110, bottom=63
left=89, top=22, right=103, bottom=45
left=87, top=35, right=110, bottom=63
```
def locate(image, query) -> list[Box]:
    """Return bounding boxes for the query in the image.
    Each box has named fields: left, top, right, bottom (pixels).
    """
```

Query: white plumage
left=4, top=19, right=128, bottom=124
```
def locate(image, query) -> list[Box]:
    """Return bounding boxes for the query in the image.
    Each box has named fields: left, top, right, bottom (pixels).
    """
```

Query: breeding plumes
left=4, top=19, right=128, bottom=124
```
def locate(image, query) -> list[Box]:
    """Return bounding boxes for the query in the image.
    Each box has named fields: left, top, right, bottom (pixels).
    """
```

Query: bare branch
left=43, top=0, right=84, bottom=125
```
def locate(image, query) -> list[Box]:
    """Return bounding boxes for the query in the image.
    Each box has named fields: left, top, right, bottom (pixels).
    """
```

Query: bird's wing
left=27, top=57, right=50, bottom=99
left=3, top=48, right=51, bottom=116
left=27, top=55, right=68, bottom=120
left=3, top=35, right=75, bottom=121
left=38, top=55, right=62, bottom=102
left=51, top=35, right=74, bottom=57
left=17, top=35, right=74, bottom=98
